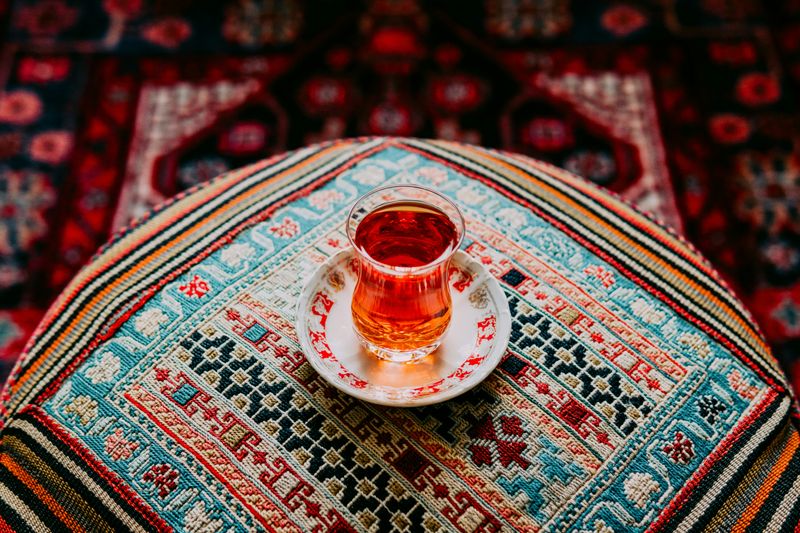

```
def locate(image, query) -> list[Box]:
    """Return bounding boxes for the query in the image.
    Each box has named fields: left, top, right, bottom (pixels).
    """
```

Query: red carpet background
left=1, top=0, right=799, bottom=392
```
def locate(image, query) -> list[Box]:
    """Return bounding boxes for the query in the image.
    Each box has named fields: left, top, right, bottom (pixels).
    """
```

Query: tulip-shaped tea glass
left=346, top=185, right=465, bottom=363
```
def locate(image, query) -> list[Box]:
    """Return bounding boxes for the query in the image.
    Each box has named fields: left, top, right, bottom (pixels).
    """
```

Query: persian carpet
left=2, top=1, right=800, bottom=392
left=0, top=138, right=798, bottom=531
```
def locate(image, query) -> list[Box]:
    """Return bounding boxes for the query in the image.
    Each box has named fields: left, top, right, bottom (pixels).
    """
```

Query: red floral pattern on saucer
left=296, top=250, right=511, bottom=406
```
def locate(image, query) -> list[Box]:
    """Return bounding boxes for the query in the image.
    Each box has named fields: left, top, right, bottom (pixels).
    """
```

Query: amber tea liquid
left=352, top=200, right=458, bottom=356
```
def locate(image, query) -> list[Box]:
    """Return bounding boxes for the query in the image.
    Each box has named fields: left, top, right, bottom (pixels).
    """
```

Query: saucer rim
left=295, top=249, right=511, bottom=407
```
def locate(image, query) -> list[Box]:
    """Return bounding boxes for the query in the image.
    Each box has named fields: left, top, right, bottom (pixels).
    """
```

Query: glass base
left=360, top=338, right=440, bottom=363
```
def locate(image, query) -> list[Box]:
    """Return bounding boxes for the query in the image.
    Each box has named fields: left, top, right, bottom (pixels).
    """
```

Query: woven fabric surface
left=0, top=138, right=799, bottom=531
left=5, top=0, right=800, bottom=396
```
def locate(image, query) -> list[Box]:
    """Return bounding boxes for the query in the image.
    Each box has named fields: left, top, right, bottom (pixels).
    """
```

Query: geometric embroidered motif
left=697, top=395, right=726, bottom=425
left=36, top=144, right=771, bottom=532
left=468, top=414, right=530, bottom=468
left=507, top=294, right=652, bottom=437
left=176, top=320, right=430, bottom=529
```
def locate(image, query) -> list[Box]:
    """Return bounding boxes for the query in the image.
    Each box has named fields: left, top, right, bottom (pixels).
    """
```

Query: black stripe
left=4, top=416, right=149, bottom=531
left=0, top=486, right=35, bottom=533
left=658, top=397, right=785, bottom=529
left=419, top=141, right=763, bottom=342
left=411, top=140, right=763, bottom=343
left=23, top=147, right=324, bottom=359
left=779, top=486, right=800, bottom=533
left=746, top=446, right=800, bottom=533
left=402, top=141, right=782, bottom=384
left=0, top=462, right=65, bottom=531
left=12, top=144, right=374, bottom=414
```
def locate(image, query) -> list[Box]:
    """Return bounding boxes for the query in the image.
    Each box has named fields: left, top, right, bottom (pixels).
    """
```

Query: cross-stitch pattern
left=0, top=139, right=797, bottom=531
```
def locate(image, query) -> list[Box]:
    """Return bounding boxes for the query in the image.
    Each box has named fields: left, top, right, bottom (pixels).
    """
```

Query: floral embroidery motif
left=415, top=166, right=448, bottom=185
left=351, top=165, right=384, bottom=186
left=485, top=0, right=571, bottom=39
left=663, top=431, right=695, bottom=464
left=184, top=501, right=224, bottom=533
left=630, top=298, right=665, bottom=324
left=456, top=186, right=487, bottom=205
left=141, top=17, right=192, bottom=49
left=623, top=472, right=660, bottom=509
left=222, top=0, right=302, bottom=47
left=735, top=151, right=800, bottom=235
left=0, top=90, right=43, bottom=125
left=592, top=520, right=615, bottom=533
left=28, top=130, right=73, bottom=164
left=468, top=414, right=530, bottom=469
left=0, top=169, right=56, bottom=259
left=179, top=275, right=211, bottom=298
left=84, top=352, right=121, bottom=384
left=522, top=118, right=574, bottom=152
left=709, top=114, right=751, bottom=144
left=143, top=464, right=179, bottom=498
left=104, top=428, right=139, bottom=460
left=220, top=243, right=255, bottom=268
left=177, top=158, right=228, bottom=190
left=495, top=207, right=528, bottom=229
left=134, top=308, right=169, bottom=337
left=735, top=73, right=781, bottom=107
left=64, top=395, right=98, bottom=426
left=269, top=217, right=300, bottom=238
left=564, top=150, right=616, bottom=184
left=17, top=57, right=71, bottom=84
left=584, top=265, right=616, bottom=288
left=308, top=190, right=344, bottom=210
left=601, top=4, right=648, bottom=37
left=728, top=369, right=760, bottom=399
left=697, top=395, right=726, bottom=425
left=14, top=0, right=78, bottom=37
left=678, top=332, right=711, bottom=359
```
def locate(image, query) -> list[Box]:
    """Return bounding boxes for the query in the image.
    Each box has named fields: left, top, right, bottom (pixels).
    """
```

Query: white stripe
left=9, top=140, right=385, bottom=413
left=0, top=480, right=49, bottom=531
left=679, top=396, right=790, bottom=532
left=18, top=420, right=150, bottom=531
left=407, top=139, right=785, bottom=385
left=765, top=465, right=800, bottom=532
left=32, top=144, right=323, bottom=348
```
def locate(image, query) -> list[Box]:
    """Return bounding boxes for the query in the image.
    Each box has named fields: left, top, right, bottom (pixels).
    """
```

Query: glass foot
left=360, top=339, right=440, bottom=363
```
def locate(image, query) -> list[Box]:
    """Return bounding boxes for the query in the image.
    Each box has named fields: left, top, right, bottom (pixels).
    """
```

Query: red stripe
left=25, top=406, right=172, bottom=532
left=33, top=141, right=389, bottom=405
left=397, top=142, right=784, bottom=393
left=124, top=389, right=289, bottom=533
left=37, top=154, right=288, bottom=336
left=647, top=389, right=779, bottom=531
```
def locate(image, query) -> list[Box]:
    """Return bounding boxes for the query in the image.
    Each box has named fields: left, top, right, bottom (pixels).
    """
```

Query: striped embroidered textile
left=0, top=138, right=797, bottom=531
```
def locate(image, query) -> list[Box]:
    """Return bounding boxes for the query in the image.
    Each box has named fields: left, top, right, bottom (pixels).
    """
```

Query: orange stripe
left=37, top=157, right=279, bottom=335
left=732, top=429, right=800, bottom=532
left=524, top=157, right=700, bottom=263
left=12, top=144, right=343, bottom=395
left=1, top=454, right=84, bottom=531
left=475, top=149, right=770, bottom=356
left=535, top=159, right=760, bottom=332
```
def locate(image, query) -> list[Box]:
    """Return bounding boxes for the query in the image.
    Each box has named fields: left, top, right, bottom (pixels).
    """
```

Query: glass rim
left=346, top=184, right=466, bottom=273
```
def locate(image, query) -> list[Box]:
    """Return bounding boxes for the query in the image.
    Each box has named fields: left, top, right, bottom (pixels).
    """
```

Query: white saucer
left=295, top=250, right=511, bottom=407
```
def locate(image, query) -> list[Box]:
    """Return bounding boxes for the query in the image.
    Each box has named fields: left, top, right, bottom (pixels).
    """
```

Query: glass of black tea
left=346, top=184, right=465, bottom=363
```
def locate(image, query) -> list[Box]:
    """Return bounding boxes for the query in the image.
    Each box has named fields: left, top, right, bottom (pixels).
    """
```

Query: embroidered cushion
left=0, top=138, right=798, bottom=531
